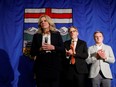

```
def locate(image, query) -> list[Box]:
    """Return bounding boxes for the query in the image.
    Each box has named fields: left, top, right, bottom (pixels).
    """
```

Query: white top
left=96, top=43, right=103, bottom=51
left=71, top=38, right=78, bottom=51
left=42, top=34, right=51, bottom=44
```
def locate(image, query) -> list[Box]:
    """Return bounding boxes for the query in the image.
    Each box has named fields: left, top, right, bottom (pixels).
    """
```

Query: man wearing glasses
left=63, top=26, right=89, bottom=87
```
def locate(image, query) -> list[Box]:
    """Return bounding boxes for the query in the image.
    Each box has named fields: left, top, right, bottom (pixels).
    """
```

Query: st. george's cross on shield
left=23, top=8, right=72, bottom=56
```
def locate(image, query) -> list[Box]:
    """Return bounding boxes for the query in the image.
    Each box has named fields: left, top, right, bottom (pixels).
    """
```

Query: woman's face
left=40, top=17, right=50, bottom=30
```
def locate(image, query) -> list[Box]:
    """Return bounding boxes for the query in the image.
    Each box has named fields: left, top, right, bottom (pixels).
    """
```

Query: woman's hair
left=37, top=14, right=56, bottom=33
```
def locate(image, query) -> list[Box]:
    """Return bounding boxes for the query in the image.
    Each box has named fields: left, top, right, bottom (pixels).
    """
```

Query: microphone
left=45, top=37, right=48, bottom=43
left=44, top=36, right=51, bottom=53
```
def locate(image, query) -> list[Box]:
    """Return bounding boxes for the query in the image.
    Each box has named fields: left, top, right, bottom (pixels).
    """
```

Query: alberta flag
left=24, top=8, right=73, bottom=39
left=23, top=8, right=72, bottom=55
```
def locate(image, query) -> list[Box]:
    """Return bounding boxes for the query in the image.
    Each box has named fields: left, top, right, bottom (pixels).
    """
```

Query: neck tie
left=70, top=41, right=75, bottom=64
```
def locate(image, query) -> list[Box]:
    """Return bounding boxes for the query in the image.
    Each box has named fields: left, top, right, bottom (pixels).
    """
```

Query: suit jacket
left=30, top=31, right=65, bottom=80
left=86, top=44, right=115, bottom=79
left=64, top=39, right=88, bottom=74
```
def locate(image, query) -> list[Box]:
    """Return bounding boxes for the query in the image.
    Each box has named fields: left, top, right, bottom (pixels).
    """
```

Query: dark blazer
left=64, top=39, right=88, bottom=74
left=30, top=31, right=65, bottom=81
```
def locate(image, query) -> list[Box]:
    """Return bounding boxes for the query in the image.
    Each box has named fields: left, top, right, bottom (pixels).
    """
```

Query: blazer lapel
left=102, top=44, right=105, bottom=51
left=51, top=32, right=54, bottom=45
left=75, top=39, right=81, bottom=50
left=37, top=33, right=42, bottom=46
left=93, top=45, right=98, bottom=52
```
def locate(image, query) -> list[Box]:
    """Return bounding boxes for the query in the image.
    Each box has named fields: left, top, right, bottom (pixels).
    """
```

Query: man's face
left=94, top=32, right=103, bottom=44
left=69, top=27, right=78, bottom=39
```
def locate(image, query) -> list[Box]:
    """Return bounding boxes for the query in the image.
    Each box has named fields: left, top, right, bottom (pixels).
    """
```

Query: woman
left=30, top=14, right=65, bottom=87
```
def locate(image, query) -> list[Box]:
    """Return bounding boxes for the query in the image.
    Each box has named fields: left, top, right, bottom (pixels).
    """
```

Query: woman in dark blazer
left=30, top=14, right=65, bottom=87
left=64, top=26, right=88, bottom=87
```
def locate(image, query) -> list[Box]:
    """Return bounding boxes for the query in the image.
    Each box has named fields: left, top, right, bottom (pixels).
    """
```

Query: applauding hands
left=96, top=49, right=107, bottom=60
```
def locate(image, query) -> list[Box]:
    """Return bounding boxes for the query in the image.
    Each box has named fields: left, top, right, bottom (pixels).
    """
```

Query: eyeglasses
left=69, top=30, right=77, bottom=33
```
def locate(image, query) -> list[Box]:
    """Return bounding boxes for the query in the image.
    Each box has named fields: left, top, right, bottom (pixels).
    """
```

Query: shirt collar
left=71, top=38, right=78, bottom=42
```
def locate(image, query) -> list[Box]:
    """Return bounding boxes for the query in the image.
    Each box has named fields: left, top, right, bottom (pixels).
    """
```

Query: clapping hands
left=96, top=49, right=107, bottom=60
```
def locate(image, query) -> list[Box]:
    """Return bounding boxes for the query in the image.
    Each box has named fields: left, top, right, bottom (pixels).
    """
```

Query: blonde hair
left=37, top=14, right=56, bottom=33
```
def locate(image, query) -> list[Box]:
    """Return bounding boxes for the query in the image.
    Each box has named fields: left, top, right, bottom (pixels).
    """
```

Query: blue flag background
left=0, top=0, right=116, bottom=87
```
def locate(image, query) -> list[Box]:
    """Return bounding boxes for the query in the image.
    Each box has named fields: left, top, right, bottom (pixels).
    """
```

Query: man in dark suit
left=64, top=26, right=88, bottom=87
left=30, top=14, right=65, bottom=87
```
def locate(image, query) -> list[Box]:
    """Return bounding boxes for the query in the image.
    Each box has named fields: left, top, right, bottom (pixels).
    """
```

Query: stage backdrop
left=0, top=0, right=116, bottom=87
